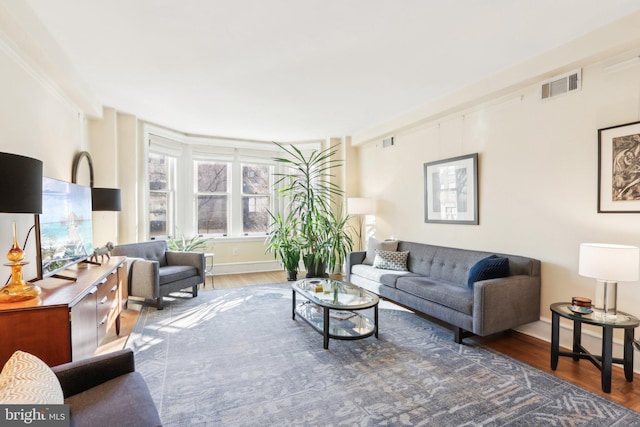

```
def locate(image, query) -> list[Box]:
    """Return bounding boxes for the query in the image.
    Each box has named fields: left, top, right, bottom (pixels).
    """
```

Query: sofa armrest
left=345, top=251, right=366, bottom=281
left=52, top=349, right=136, bottom=398
left=166, top=251, right=205, bottom=281
left=129, top=259, right=160, bottom=299
left=472, top=275, right=541, bottom=336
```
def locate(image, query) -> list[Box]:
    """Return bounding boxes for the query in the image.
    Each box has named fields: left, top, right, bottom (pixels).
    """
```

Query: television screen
left=36, top=177, right=94, bottom=279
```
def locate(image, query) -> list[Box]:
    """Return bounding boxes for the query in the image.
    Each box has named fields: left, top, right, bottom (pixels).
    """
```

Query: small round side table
left=550, top=302, right=639, bottom=393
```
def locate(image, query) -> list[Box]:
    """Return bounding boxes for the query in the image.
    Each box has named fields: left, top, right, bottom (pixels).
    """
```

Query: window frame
left=144, top=124, right=304, bottom=241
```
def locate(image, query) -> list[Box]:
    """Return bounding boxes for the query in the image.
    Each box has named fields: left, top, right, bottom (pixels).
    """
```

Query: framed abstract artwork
left=598, top=121, right=640, bottom=213
left=424, top=153, right=478, bottom=224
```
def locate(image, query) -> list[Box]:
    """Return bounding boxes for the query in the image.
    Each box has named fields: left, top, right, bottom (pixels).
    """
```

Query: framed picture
left=424, top=153, right=478, bottom=224
left=598, top=121, right=640, bottom=213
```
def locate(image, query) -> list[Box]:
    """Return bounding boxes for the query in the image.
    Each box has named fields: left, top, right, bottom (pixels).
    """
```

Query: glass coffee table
left=292, top=278, right=379, bottom=349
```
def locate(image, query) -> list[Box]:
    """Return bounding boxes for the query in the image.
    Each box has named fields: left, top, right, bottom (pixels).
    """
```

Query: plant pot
left=304, top=255, right=327, bottom=278
left=286, top=271, right=298, bottom=281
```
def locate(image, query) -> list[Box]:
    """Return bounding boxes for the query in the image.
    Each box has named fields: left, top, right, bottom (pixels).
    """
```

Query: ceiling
left=22, top=0, right=640, bottom=142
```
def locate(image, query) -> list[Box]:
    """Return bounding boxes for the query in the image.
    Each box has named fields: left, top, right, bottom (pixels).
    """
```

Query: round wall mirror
left=71, top=151, right=94, bottom=187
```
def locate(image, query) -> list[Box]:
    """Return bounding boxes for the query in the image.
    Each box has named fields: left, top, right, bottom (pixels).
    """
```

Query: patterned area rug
left=127, top=284, right=640, bottom=426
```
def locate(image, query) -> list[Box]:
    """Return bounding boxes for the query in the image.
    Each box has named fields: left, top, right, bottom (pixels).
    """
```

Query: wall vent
left=540, top=69, right=581, bottom=100
left=382, top=136, right=394, bottom=148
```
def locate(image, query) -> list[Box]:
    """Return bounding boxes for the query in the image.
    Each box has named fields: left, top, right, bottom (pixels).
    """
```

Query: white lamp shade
left=347, top=198, right=373, bottom=215
left=578, top=243, right=640, bottom=282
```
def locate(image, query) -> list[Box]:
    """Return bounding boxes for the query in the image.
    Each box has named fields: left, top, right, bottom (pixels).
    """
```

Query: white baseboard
left=513, top=316, right=640, bottom=374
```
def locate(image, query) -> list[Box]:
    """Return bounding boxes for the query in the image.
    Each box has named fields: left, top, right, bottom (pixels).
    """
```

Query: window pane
left=242, top=164, right=270, bottom=194
left=149, top=192, right=168, bottom=237
left=197, top=195, right=227, bottom=234
left=197, top=162, right=227, bottom=192
left=242, top=196, right=269, bottom=233
left=149, top=153, right=169, bottom=191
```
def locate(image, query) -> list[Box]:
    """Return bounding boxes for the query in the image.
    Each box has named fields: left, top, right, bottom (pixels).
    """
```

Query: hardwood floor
left=99, top=270, right=640, bottom=412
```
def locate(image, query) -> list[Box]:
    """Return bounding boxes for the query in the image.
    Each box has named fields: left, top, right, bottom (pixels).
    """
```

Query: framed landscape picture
left=424, top=153, right=478, bottom=224
left=598, top=121, right=640, bottom=213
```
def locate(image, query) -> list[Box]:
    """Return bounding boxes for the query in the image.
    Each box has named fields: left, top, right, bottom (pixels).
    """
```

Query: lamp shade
left=578, top=243, right=640, bottom=282
left=0, top=152, right=43, bottom=214
left=91, top=187, right=122, bottom=211
left=347, top=197, right=373, bottom=215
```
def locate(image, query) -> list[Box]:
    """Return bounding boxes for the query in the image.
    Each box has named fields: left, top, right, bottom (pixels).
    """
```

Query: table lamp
left=0, top=152, right=43, bottom=303
left=91, top=187, right=122, bottom=211
left=578, top=243, right=640, bottom=319
left=347, top=197, right=373, bottom=251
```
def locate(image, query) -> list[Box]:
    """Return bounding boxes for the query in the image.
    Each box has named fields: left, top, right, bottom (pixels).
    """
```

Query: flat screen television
left=35, top=177, right=94, bottom=280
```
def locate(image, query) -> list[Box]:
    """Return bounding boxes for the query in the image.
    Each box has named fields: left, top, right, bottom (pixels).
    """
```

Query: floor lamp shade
left=347, top=198, right=373, bottom=215
left=0, top=153, right=43, bottom=214
left=578, top=243, right=640, bottom=316
left=91, top=187, right=122, bottom=211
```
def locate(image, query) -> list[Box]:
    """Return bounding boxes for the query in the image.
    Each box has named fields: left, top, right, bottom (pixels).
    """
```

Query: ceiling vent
left=540, top=69, right=581, bottom=100
left=382, top=136, right=394, bottom=148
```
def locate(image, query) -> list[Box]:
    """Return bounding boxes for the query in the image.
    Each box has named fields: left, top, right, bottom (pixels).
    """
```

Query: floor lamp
left=578, top=243, right=640, bottom=320
left=0, top=152, right=43, bottom=303
left=347, top=198, right=373, bottom=251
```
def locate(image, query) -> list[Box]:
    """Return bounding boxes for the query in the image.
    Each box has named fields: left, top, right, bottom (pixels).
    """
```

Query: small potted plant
left=265, top=211, right=302, bottom=281
left=167, top=233, right=211, bottom=252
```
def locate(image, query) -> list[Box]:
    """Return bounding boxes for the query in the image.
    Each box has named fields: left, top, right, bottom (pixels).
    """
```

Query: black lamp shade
left=91, top=187, right=122, bottom=211
left=0, top=152, right=43, bottom=214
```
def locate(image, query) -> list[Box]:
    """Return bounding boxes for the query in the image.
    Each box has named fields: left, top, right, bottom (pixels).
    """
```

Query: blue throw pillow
left=467, top=255, right=510, bottom=288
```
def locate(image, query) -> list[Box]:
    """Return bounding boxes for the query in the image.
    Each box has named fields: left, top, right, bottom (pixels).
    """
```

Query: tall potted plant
left=269, top=142, right=353, bottom=277
left=265, top=211, right=302, bottom=281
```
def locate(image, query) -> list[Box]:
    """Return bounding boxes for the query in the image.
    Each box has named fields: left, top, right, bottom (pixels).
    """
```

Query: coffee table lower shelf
left=293, top=301, right=378, bottom=349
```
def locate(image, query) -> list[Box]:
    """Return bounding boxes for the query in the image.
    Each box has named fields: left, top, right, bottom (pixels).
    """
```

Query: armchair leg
left=156, top=298, right=164, bottom=310
left=192, top=285, right=198, bottom=297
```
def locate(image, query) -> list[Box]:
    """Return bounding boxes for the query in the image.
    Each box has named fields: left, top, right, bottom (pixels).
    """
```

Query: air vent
left=382, top=136, right=394, bottom=148
left=540, top=69, right=581, bottom=100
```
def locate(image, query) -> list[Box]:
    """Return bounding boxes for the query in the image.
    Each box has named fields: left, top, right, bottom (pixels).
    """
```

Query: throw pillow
left=467, top=255, right=510, bottom=288
left=364, top=238, right=399, bottom=265
left=373, top=249, right=409, bottom=271
left=0, top=351, right=64, bottom=404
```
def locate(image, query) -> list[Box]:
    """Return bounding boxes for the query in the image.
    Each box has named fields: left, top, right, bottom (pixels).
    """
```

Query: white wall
left=0, top=29, right=87, bottom=280
left=354, top=43, right=640, bottom=362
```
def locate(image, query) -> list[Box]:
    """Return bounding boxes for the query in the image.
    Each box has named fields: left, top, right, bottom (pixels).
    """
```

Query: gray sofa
left=112, top=240, right=205, bottom=309
left=346, top=241, right=541, bottom=343
left=53, top=349, right=161, bottom=427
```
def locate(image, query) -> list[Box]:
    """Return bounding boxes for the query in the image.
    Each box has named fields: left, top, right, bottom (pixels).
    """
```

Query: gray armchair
left=112, top=240, right=205, bottom=309
left=53, top=348, right=162, bottom=426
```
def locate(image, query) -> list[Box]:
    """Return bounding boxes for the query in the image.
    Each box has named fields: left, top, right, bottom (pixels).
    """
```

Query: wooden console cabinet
left=0, top=256, right=127, bottom=366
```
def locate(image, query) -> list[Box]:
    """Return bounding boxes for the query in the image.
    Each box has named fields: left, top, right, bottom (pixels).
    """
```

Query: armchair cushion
left=159, top=265, right=198, bottom=284
left=0, top=351, right=63, bottom=404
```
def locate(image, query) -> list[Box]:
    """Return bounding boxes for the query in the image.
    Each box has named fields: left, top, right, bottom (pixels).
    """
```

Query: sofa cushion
left=395, top=276, right=474, bottom=315
left=373, top=250, right=409, bottom=271
left=65, top=372, right=162, bottom=427
left=351, top=264, right=412, bottom=286
left=159, top=265, right=198, bottom=285
left=467, top=255, right=510, bottom=288
left=364, top=238, right=398, bottom=265
left=0, top=351, right=63, bottom=404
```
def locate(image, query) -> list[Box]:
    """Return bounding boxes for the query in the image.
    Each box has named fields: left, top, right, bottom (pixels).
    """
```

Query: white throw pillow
left=364, top=238, right=399, bottom=265
left=0, top=351, right=64, bottom=404
left=373, top=250, right=409, bottom=271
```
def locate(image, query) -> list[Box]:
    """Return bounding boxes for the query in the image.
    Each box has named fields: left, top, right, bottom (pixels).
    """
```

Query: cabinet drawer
left=96, top=271, right=118, bottom=301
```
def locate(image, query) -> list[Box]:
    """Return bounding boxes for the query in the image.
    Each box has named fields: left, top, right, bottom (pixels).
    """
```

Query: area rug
left=127, top=284, right=640, bottom=426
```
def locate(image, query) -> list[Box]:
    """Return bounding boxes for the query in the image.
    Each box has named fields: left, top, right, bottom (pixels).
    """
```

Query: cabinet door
left=0, top=306, right=71, bottom=366
left=70, top=287, right=97, bottom=361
